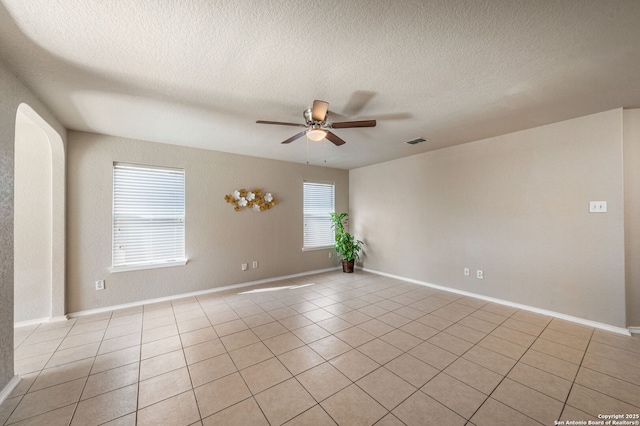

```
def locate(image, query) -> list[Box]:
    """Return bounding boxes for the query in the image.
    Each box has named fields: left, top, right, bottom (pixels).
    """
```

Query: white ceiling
left=1, top=0, right=639, bottom=169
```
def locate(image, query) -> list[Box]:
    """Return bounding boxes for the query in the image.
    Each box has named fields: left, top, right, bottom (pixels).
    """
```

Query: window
left=112, top=163, right=186, bottom=271
left=303, top=181, right=335, bottom=250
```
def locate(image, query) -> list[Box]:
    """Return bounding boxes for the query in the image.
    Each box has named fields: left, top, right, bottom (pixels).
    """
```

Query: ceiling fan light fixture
left=307, top=129, right=327, bottom=141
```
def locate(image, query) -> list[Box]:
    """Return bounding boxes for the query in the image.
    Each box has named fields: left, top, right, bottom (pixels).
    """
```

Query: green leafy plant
left=330, top=212, right=363, bottom=262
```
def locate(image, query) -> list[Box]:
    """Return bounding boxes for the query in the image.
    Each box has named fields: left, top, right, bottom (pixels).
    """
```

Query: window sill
left=109, top=259, right=188, bottom=273
left=302, top=246, right=334, bottom=252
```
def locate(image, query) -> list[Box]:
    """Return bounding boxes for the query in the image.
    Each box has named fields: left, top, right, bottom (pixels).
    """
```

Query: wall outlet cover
left=589, top=201, right=607, bottom=213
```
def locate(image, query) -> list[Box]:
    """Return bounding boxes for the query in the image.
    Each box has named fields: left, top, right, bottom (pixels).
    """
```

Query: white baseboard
left=0, top=375, right=21, bottom=405
left=14, top=315, right=70, bottom=328
left=49, top=315, right=69, bottom=323
left=363, top=267, right=631, bottom=336
left=629, top=327, right=640, bottom=334
left=14, top=317, right=50, bottom=328
left=69, top=266, right=340, bottom=318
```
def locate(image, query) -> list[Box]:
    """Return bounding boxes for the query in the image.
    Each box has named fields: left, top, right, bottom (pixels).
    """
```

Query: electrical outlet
left=589, top=201, right=607, bottom=213
left=328, top=252, right=333, bottom=258
left=464, top=268, right=470, bottom=276
left=241, top=263, right=248, bottom=271
left=95, top=280, right=105, bottom=290
left=476, top=270, right=484, bottom=280
left=252, top=261, right=258, bottom=269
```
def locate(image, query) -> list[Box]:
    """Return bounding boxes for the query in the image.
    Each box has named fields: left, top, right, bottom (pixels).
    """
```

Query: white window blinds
left=112, top=163, right=186, bottom=270
left=303, top=181, right=335, bottom=249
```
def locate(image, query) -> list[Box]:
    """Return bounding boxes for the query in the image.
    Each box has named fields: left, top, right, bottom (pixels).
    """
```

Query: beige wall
left=14, top=114, right=52, bottom=322
left=0, top=60, right=65, bottom=393
left=624, top=109, right=640, bottom=327
left=66, top=131, right=348, bottom=313
left=350, top=109, right=626, bottom=328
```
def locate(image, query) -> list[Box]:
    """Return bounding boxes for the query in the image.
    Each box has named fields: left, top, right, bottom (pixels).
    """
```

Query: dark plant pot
left=342, top=259, right=355, bottom=273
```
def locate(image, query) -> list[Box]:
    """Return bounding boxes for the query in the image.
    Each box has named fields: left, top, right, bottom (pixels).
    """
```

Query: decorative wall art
left=225, top=188, right=276, bottom=212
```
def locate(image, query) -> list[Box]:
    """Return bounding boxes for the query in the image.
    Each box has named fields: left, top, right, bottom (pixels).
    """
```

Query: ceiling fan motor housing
left=303, top=108, right=325, bottom=126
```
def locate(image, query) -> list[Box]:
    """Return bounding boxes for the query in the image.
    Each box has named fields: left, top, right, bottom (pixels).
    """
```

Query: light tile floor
left=2, top=271, right=640, bottom=425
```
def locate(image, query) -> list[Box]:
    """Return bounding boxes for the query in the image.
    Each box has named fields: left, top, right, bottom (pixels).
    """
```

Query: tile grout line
left=12, top=280, right=430, bottom=426
left=423, top=298, right=502, bottom=422
left=567, top=331, right=640, bottom=411
left=289, top=277, right=394, bottom=425
left=223, top=300, right=272, bottom=425
left=557, top=326, right=596, bottom=419
left=9, top=272, right=640, bottom=425
left=267, top=277, right=394, bottom=424
left=472, top=311, right=569, bottom=425
left=437, top=303, right=541, bottom=424
left=94, top=308, right=140, bottom=425
left=6, top=320, right=63, bottom=424
left=326, top=285, right=504, bottom=422
left=277, top=302, right=360, bottom=425
left=176, top=296, right=213, bottom=424
left=12, top=320, right=84, bottom=424
left=57, top=311, right=112, bottom=426
left=296, top=287, right=477, bottom=423
left=10, top=316, right=121, bottom=424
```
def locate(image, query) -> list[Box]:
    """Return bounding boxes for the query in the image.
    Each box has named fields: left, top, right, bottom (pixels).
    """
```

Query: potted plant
left=330, top=212, right=363, bottom=273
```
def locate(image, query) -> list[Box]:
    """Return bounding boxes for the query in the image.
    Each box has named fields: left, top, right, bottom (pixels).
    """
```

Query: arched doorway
left=14, top=104, right=65, bottom=323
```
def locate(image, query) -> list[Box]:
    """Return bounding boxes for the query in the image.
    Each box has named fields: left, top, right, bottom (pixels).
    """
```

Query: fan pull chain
left=306, top=136, right=309, bottom=164
left=324, top=139, right=327, bottom=163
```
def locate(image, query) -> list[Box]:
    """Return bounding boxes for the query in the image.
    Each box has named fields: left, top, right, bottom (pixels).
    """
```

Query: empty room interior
left=1, top=1, right=640, bottom=425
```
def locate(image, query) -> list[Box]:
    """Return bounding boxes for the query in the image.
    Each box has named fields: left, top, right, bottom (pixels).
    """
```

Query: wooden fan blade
left=311, top=100, right=329, bottom=122
left=256, top=120, right=304, bottom=127
left=325, top=131, right=346, bottom=146
left=330, top=120, right=377, bottom=129
left=281, top=131, right=306, bottom=144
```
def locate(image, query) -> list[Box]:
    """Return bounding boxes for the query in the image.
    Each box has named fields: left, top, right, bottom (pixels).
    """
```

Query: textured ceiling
left=1, top=0, right=639, bottom=169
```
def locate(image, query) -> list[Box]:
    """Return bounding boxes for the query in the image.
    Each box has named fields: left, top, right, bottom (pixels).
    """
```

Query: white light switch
left=589, top=201, right=607, bottom=213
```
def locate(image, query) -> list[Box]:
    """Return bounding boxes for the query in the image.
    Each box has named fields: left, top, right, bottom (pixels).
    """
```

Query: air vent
left=406, top=137, right=428, bottom=145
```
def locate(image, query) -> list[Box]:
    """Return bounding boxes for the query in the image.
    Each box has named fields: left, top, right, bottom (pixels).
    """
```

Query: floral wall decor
left=225, top=188, right=276, bottom=212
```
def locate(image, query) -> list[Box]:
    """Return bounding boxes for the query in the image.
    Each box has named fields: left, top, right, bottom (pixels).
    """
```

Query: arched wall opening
left=14, top=103, right=65, bottom=323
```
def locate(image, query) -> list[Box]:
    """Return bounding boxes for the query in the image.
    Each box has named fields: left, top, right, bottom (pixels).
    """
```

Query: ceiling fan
left=256, top=100, right=376, bottom=146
